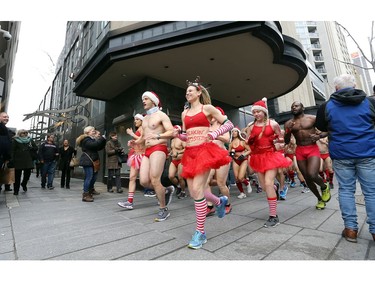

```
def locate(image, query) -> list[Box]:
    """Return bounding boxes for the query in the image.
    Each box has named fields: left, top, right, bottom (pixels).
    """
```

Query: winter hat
left=251, top=97, right=268, bottom=115
left=142, top=91, right=162, bottom=109
left=231, top=127, right=246, bottom=142
left=134, top=113, right=144, bottom=121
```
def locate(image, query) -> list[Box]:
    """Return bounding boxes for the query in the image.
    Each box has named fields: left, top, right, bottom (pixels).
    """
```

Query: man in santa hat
left=138, top=91, right=175, bottom=222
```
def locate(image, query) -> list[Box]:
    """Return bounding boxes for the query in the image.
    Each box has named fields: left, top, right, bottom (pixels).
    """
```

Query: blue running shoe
left=188, top=230, right=207, bottom=249
left=290, top=182, right=296, bottom=188
left=279, top=184, right=288, bottom=200
left=215, top=196, right=228, bottom=218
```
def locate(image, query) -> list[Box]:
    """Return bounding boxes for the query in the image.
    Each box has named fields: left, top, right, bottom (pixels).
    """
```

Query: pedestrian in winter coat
left=58, top=139, right=77, bottom=189
left=105, top=132, right=124, bottom=193
left=10, top=129, right=38, bottom=195
left=76, top=126, right=106, bottom=202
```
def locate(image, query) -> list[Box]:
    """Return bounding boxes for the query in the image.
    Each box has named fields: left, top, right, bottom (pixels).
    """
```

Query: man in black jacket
left=38, top=134, right=59, bottom=189
left=0, top=112, right=14, bottom=192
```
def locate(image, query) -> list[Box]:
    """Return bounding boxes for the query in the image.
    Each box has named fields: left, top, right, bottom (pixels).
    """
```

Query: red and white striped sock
left=267, top=197, right=277, bottom=217
left=195, top=198, right=207, bottom=233
left=127, top=192, right=134, bottom=203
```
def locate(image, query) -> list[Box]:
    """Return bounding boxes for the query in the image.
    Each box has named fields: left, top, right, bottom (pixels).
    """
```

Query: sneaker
left=176, top=186, right=182, bottom=197
left=321, top=185, right=331, bottom=203
left=188, top=230, right=207, bottom=249
left=301, top=187, right=310, bottom=193
left=237, top=192, right=247, bottom=199
left=256, top=186, right=262, bottom=193
left=165, top=186, right=175, bottom=206
left=108, top=189, right=114, bottom=193
left=225, top=204, right=232, bottom=214
left=290, top=181, right=296, bottom=188
left=206, top=206, right=216, bottom=217
left=279, top=185, right=289, bottom=200
left=215, top=196, right=228, bottom=218
left=155, top=207, right=170, bottom=222
left=178, top=191, right=187, bottom=199
left=117, top=201, right=134, bottom=209
left=329, top=182, right=334, bottom=189
left=263, top=216, right=280, bottom=228
left=246, top=183, right=252, bottom=194
left=144, top=190, right=156, bottom=197
left=316, top=200, right=326, bottom=210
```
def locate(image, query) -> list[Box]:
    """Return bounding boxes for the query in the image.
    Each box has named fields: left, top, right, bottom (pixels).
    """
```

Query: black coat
left=10, top=138, right=38, bottom=170
left=77, top=135, right=106, bottom=167
left=58, top=146, right=77, bottom=170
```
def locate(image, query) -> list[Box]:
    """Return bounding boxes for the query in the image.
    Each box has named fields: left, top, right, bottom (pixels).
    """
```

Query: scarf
left=14, top=136, right=31, bottom=144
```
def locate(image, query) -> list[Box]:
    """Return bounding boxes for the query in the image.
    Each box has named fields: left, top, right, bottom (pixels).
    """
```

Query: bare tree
left=336, top=21, right=375, bottom=74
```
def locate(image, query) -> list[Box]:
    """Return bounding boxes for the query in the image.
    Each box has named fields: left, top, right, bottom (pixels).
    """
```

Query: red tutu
left=181, top=142, right=231, bottom=178
left=126, top=148, right=143, bottom=170
left=250, top=150, right=292, bottom=173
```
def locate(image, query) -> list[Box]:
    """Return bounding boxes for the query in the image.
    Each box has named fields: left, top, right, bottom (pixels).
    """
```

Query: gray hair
left=83, top=126, right=95, bottom=134
left=333, top=74, right=356, bottom=90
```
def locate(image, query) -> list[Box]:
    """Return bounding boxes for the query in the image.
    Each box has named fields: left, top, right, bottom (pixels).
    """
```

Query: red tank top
left=184, top=106, right=210, bottom=130
left=233, top=144, right=245, bottom=153
left=247, top=121, right=276, bottom=154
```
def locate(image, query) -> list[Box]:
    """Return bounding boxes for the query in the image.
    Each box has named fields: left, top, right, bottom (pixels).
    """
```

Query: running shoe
left=263, top=216, right=280, bottom=228
left=215, top=196, right=228, bottom=218
left=206, top=206, right=216, bottom=217
left=155, top=207, right=170, bottom=222
left=188, top=230, right=207, bottom=249
left=301, top=187, right=310, bottom=193
left=144, top=190, right=156, bottom=197
left=329, top=182, right=334, bottom=189
left=175, top=186, right=182, bottom=197
left=225, top=204, right=232, bottom=214
left=290, top=182, right=296, bottom=188
left=177, top=191, right=187, bottom=199
left=165, top=186, right=175, bottom=206
left=321, top=185, right=331, bottom=203
left=246, top=183, right=252, bottom=194
left=279, top=184, right=289, bottom=200
left=237, top=192, right=247, bottom=199
left=316, top=200, right=326, bottom=210
left=117, top=201, right=134, bottom=210
left=256, top=186, right=262, bottom=193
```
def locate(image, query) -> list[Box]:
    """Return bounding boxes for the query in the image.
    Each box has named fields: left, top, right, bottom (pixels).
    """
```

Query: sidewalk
left=1, top=173, right=374, bottom=261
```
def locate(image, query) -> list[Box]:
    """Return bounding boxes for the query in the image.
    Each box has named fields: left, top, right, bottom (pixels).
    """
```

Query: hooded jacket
left=315, top=87, right=375, bottom=159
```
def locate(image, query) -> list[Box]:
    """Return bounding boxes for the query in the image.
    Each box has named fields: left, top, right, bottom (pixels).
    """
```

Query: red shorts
left=171, top=159, right=181, bottom=167
left=144, top=144, right=168, bottom=158
left=320, top=153, right=330, bottom=160
left=233, top=157, right=247, bottom=166
left=295, top=144, right=321, bottom=161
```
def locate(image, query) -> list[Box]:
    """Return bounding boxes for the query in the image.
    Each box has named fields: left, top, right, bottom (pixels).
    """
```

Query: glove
left=238, top=154, right=245, bottom=161
left=229, top=151, right=235, bottom=158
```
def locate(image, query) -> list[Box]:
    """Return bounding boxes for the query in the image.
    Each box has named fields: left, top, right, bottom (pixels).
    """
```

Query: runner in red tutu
left=245, top=97, right=292, bottom=228
left=174, top=76, right=234, bottom=249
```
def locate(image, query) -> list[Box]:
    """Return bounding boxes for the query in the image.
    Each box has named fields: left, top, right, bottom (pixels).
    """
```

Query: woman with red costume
left=245, top=97, right=292, bottom=228
left=174, top=77, right=234, bottom=249
left=228, top=127, right=251, bottom=199
left=118, top=113, right=147, bottom=209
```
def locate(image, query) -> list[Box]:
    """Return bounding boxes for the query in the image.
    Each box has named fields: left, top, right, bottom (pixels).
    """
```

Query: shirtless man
left=139, top=91, right=175, bottom=222
left=284, top=101, right=331, bottom=210
left=168, top=125, right=187, bottom=199
left=316, top=136, right=334, bottom=189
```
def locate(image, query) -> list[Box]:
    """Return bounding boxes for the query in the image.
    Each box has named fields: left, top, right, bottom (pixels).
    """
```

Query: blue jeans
left=83, top=166, right=97, bottom=193
left=41, top=161, right=57, bottom=188
left=333, top=158, right=375, bottom=234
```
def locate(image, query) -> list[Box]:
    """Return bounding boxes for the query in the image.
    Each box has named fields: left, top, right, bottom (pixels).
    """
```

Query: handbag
left=69, top=156, right=79, bottom=167
left=84, top=152, right=100, bottom=172
left=117, top=152, right=128, bottom=164
left=0, top=167, right=15, bottom=185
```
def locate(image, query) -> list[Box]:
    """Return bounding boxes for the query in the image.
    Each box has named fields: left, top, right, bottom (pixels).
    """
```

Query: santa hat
left=215, top=106, right=225, bottom=116
left=142, top=91, right=162, bottom=109
left=230, top=127, right=246, bottom=142
left=134, top=113, right=144, bottom=121
left=251, top=97, right=268, bottom=115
